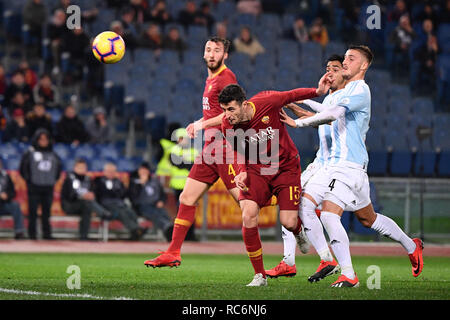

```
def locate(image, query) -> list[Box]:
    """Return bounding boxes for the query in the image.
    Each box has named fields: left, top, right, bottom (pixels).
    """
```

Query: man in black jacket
left=61, top=158, right=112, bottom=240
left=93, top=162, right=147, bottom=240
left=0, top=159, right=25, bottom=239
left=128, top=162, right=173, bottom=241
left=19, top=128, right=62, bottom=239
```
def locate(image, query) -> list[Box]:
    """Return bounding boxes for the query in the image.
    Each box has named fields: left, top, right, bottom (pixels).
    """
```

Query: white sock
left=371, top=213, right=417, bottom=254
left=320, top=211, right=355, bottom=280
left=300, top=198, right=333, bottom=262
left=281, top=226, right=296, bottom=266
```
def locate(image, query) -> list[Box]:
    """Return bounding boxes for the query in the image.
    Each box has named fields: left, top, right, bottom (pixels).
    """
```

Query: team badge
left=208, top=84, right=212, bottom=92
left=261, top=115, right=270, bottom=124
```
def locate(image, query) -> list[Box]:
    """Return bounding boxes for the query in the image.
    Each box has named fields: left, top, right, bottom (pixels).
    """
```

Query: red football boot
left=144, top=251, right=181, bottom=268
left=409, top=238, right=424, bottom=277
left=265, top=261, right=297, bottom=278
left=330, top=274, right=360, bottom=288
left=308, top=259, right=340, bottom=283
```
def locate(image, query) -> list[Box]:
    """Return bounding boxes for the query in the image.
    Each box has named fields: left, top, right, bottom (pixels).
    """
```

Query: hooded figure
left=19, top=128, right=62, bottom=239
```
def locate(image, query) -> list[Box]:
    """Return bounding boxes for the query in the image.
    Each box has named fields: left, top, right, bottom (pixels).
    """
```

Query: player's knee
left=179, top=190, right=196, bottom=206
left=358, top=217, right=373, bottom=228
left=280, top=214, right=297, bottom=231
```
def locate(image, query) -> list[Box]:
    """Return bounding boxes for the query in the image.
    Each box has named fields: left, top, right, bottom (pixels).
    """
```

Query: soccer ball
left=92, top=31, right=125, bottom=64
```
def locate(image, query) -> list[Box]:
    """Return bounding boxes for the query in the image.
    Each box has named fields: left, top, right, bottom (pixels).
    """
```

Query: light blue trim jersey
left=314, top=90, right=346, bottom=165
left=329, top=80, right=371, bottom=167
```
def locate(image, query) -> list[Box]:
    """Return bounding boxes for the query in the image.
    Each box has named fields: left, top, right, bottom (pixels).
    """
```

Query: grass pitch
left=0, top=252, right=448, bottom=300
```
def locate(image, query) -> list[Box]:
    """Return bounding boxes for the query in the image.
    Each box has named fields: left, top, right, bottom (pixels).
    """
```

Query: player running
left=281, top=45, right=424, bottom=287
left=218, top=76, right=331, bottom=286
left=144, top=37, right=241, bottom=268
left=266, top=54, right=346, bottom=281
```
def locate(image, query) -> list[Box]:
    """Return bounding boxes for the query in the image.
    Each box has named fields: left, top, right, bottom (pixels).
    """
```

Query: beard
left=205, top=56, right=224, bottom=72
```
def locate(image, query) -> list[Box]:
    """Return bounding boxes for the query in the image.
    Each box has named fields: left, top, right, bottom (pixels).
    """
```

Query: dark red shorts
left=188, top=158, right=238, bottom=190
left=238, top=156, right=302, bottom=210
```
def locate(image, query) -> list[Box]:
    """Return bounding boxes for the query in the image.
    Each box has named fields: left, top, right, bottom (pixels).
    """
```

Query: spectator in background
left=388, top=0, right=409, bottom=23
left=139, top=23, right=163, bottom=51
left=422, top=19, right=435, bottom=40
left=237, top=0, right=262, bottom=16
left=86, top=106, right=114, bottom=144
left=0, top=105, right=7, bottom=132
left=111, top=20, right=138, bottom=52
left=215, top=22, right=234, bottom=54
left=162, top=27, right=187, bottom=56
left=19, top=61, right=38, bottom=90
left=178, top=0, right=198, bottom=30
left=441, top=0, right=450, bottom=24
left=128, top=162, right=173, bottom=242
left=284, top=16, right=309, bottom=43
left=417, top=3, right=439, bottom=26
left=22, top=0, right=47, bottom=57
left=3, top=109, right=30, bottom=143
left=4, top=71, right=34, bottom=111
left=26, top=103, right=53, bottom=138
left=9, top=92, right=33, bottom=115
left=33, top=74, right=60, bottom=109
left=94, top=162, right=148, bottom=241
left=390, top=14, right=415, bottom=76
left=196, top=2, right=216, bottom=34
left=61, top=158, right=112, bottom=240
left=55, top=104, right=90, bottom=146
left=129, top=0, right=150, bottom=24
left=309, top=17, right=329, bottom=47
left=0, top=65, right=6, bottom=98
left=149, top=0, right=172, bottom=27
left=0, top=159, right=26, bottom=239
left=233, top=26, right=265, bottom=60
left=120, top=6, right=139, bottom=38
left=47, top=9, right=68, bottom=72
left=52, top=0, right=71, bottom=13
left=61, top=26, right=90, bottom=83
left=19, top=128, right=62, bottom=240
left=414, top=35, right=440, bottom=93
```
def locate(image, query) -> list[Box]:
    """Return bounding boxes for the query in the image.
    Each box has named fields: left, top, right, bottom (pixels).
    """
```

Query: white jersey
left=328, top=80, right=371, bottom=167
left=315, top=90, right=347, bottom=165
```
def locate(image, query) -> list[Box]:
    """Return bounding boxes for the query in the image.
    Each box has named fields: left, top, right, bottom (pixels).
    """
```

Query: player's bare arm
left=284, top=103, right=315, bottom=118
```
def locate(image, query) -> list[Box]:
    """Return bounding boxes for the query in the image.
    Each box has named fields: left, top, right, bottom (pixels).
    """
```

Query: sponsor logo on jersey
left=202, top=97, right=210, bottom=110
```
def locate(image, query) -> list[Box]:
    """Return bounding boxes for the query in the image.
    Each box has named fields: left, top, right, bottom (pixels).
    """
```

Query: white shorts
left=301, top=161, right=329, bottom=207
left=323, top=164, right=371, bottom=212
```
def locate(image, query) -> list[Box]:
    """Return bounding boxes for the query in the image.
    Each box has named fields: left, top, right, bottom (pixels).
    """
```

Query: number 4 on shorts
left=328, top=179, right=336, bottom=191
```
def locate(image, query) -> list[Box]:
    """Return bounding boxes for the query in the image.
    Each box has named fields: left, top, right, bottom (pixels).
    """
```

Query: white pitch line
left=0, top=287, right=135, bottom=300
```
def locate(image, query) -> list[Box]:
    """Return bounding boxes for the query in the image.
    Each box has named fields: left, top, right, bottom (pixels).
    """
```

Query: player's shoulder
left=344, top=80, right=370, bottom=97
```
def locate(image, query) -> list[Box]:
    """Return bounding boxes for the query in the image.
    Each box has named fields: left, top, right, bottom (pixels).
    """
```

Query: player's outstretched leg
left=241, top=200, right=267, bottom=287
left=300, top=196, right=340, bottom=282
left=320, top=210, right=360, bottom=288
left=355, top=204, right=423, bottom=277
left=145, top=179, right=208, bottom=268
left=266, top=226, right=297, bottom=278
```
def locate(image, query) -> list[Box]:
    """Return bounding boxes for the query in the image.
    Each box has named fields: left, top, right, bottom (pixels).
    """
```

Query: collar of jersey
left=209, top=64, right=227, bottom=79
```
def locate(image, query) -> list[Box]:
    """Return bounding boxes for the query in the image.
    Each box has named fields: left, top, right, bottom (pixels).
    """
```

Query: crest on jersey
left=261, top=115, right=270, bottom=124
left=208, top=84, right=212, bottom=92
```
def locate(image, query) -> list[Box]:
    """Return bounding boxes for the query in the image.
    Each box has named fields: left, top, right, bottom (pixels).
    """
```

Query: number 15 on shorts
left=289, top=186, right=300, bottom=205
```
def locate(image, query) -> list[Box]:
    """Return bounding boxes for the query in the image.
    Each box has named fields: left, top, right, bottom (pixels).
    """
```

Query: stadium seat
left=366, top=128, right=385, bottom=152
left=433, top=131, right=450, bottom=152
left=117, top=158, right=136, bottom=172
left=5, top=157, right=20, bottom=171
left=54, top=144, right=72, bottom=160
left=0, top=144, right=19, bottom=158
left=411, top=97, right=435, bottom=115
left=390, top=151, right=413, bottom=176
left=64, top=159, right=76, bottom=172
left=73, top=145, right=95, bottom=160
left=98, top=145, right=120, bottom=160
left=414, top=151, right=437, bottom=176
left=90, top=159, right=107, bottom=172
left=368, top=151, right=389, bottom=176
left=437, top=152, right=450, bottom=176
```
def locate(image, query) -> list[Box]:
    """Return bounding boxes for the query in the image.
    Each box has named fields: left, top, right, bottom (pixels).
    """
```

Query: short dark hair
left=218, top=84, right=247, bottom=105
left=206, top=36, right=231, bottom=53
left=327, top=54, right=344, bottom=64
left=74, top=158, right=87, bottom=165
left=348, top=45, right=374, bottom=65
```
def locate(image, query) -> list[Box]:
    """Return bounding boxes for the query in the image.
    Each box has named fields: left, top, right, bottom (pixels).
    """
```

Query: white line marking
left=0, top=287, right=135, bottom=300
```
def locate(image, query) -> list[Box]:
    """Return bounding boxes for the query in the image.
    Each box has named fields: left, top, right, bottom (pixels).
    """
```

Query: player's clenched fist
left=234, top=172, right=248, bottom=191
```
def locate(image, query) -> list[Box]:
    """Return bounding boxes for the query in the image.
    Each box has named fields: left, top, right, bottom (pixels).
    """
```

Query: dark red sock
left=167, top=204, right=196, bottom=253
left=292, top=216, right=302, bottom=236
left=242, top=226, right=265, bottom=277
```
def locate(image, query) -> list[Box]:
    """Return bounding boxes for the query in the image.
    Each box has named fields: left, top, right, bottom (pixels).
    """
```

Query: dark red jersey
left=222, top=88, right=318, bottom=174
left=202, top=64, right=237, bottom=132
